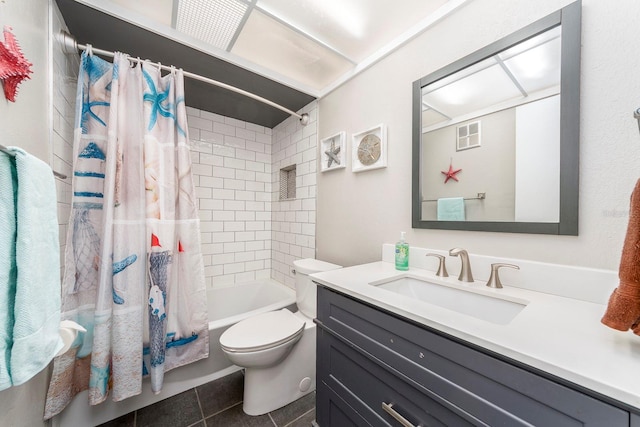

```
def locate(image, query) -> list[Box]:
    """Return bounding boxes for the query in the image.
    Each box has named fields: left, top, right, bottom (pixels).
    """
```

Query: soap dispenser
left=395, top=232, right=409, bottom=271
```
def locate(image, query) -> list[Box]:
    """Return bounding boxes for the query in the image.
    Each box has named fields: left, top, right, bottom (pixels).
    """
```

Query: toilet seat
left=220, top=308, right=305, bottom=353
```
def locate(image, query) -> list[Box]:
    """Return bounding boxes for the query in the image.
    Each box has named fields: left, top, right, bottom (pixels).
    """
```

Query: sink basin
left=371, top=276, right=528, bottom=325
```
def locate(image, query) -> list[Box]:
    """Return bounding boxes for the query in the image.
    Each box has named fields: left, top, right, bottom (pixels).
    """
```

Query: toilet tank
left=293, top=258, right=342, bottom=318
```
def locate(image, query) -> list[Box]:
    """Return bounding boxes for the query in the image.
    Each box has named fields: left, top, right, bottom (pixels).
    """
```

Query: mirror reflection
left=422, top=26, right=561, bottom=222
left=412, top=1, right=580, bottom=235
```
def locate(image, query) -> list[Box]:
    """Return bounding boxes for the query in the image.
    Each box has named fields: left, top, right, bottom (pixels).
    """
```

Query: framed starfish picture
left=320, top=131, right=346, bottom=172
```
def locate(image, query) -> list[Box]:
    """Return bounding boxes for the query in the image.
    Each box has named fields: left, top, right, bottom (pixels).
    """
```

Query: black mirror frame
left=412, top=1, right=581, bottom=235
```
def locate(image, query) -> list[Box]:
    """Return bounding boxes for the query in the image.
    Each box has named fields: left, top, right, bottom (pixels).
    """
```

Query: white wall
left=317, top=0, right=640, bottom=272
left=0, top=0, right=50, bottom=160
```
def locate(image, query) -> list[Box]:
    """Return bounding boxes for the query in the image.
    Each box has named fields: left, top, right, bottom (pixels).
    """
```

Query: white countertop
left=311, top=260, right=640, bottom=410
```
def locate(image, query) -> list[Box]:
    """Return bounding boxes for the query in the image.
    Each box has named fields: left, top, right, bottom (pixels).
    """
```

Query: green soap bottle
left=395, top=232, right=409, bottom=271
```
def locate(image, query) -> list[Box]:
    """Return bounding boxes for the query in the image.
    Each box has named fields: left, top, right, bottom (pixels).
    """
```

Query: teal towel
left=6, top=147, right=63, bottom=388
left=0, top=152, right=17, bottom=390
left=437, top=197, right=466, bottom=221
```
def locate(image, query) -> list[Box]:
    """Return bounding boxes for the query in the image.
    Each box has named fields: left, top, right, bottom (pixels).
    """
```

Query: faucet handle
left=486, top=263, right=520, bottom=289
left=425, top=253, right=448, bottom=277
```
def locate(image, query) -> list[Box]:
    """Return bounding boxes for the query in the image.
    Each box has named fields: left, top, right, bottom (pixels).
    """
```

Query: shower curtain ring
left=86, top=44, right=93, bottom=56
left=170, top=65, right=176, bottom=75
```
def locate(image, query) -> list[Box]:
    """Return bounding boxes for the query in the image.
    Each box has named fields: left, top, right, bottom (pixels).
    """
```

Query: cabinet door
left=316, top=381, right=371, bottom=427
left=317, top=286, right=629, bottom=427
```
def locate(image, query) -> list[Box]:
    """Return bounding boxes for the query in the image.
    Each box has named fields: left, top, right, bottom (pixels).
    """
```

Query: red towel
left=602, top=179, right=640, bottom=334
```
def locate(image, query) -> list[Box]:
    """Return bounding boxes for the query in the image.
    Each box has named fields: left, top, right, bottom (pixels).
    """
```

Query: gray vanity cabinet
left=315, top=285, right=630, bottom=426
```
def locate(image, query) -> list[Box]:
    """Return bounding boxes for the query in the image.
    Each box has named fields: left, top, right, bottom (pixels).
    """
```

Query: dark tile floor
left=97, top=371, right=316, bottom=427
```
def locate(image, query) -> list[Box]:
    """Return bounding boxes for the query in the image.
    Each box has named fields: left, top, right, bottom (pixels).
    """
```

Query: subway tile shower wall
left=52, top=5, right=80, bottom=278
left=271, top=105, right=318, bottom=288
left=188, top=102, right=317, bottom=289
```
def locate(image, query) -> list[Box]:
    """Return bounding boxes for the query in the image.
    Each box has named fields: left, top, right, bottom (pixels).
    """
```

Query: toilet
left=219, top=258, right=342, bottom=416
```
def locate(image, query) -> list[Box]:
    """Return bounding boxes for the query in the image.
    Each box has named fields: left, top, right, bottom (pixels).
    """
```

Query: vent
left=279, top=164, right=296, bottom=200
left=457, top=120, right=481, bottom=151
left=175, top=0, right=249, bottom=50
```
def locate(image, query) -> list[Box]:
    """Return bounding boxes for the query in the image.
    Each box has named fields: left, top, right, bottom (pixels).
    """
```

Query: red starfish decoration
left=441, top=163, right=462, bottom=183
left=0, top=26, right=33, bottom=102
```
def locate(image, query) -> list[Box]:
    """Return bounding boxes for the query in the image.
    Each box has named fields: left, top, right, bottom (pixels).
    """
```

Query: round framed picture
left=352, top=124, right=387, bottom=172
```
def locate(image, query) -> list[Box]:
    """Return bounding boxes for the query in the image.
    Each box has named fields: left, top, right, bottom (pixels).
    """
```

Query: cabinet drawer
left=317, top=286, right=628, bottom=427
left=317, top=328, right=477, bottom=427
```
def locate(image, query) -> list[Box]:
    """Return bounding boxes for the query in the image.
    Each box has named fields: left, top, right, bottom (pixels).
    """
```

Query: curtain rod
left=0, top=144, right=68, bottom=179
left=58, top=31, right=310, bottom=126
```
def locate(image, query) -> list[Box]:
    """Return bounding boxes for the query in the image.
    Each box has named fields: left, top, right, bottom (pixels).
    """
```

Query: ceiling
left=56, top=0, right=464, bottom=128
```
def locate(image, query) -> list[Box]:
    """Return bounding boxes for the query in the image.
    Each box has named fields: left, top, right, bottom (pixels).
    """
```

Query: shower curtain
left=44, top=51, right=208, bottom=420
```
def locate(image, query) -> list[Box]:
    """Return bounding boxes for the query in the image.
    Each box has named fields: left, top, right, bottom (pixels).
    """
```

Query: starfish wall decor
left=441, top=162, right=462, bottom=183
left=321, top=131, right=345, bottom=172
left=0, top=26, right=33, bottom=102
left=325, top=140, right=341, bottom=168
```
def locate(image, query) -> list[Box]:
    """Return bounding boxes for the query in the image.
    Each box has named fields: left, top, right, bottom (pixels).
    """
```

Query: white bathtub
left=53, top=279, right=296, bottom=427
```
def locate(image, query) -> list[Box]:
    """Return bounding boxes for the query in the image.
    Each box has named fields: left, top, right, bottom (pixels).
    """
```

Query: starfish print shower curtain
left=44, top=51, right=208, bottom=420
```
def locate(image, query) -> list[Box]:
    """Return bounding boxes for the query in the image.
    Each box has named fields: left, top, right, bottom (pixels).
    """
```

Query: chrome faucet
left=448, top=248, right=474, bottom=282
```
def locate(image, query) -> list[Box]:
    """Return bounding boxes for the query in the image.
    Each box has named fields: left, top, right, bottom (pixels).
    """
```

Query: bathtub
left=52, top=279, right=296, bottom=427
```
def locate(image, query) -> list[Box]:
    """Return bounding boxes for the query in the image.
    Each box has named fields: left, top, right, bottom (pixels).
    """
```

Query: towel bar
left=0, top=144, right=67, bottom=179
left=422, top=192, right=486, bottom=202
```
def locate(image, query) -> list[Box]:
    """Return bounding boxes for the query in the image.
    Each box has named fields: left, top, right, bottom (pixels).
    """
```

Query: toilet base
left=242, top=322, right=316, bottom=416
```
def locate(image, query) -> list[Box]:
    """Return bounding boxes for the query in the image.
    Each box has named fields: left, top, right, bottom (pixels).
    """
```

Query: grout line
left=267, top=412, right=278, bottom=427
left=208, top=401, right=245, bottom=419
left=282, top=408, right=315, bottom=427
left=194, top=387, right=206, bottom=424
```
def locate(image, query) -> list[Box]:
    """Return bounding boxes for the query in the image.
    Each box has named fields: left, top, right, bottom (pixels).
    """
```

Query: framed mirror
left=412, top=1, right=581, bottom=235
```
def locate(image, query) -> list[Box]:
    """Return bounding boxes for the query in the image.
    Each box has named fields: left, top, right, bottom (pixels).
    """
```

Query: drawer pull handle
left=382, top=402, right=417, bottom=427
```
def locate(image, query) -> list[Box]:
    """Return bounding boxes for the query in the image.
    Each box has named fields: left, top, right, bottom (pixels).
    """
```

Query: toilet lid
left=220, top=308, right=305, bottom=353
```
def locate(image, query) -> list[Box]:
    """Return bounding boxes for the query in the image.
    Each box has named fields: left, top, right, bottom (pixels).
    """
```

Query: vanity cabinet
left=315, top=285, right=630, bottom=426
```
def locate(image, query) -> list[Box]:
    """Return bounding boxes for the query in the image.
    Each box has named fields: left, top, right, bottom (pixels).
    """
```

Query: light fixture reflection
left=309, top=0, right=365, bottom=38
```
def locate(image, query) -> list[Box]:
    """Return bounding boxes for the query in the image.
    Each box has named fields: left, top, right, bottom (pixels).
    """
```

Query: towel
left=602, top=179, right=640, bottom=334
left=6, top=147, right=63, bottom=386
left=0, top=152, right=17, bottom=390
left=437, top=197, right=466, bottom=221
